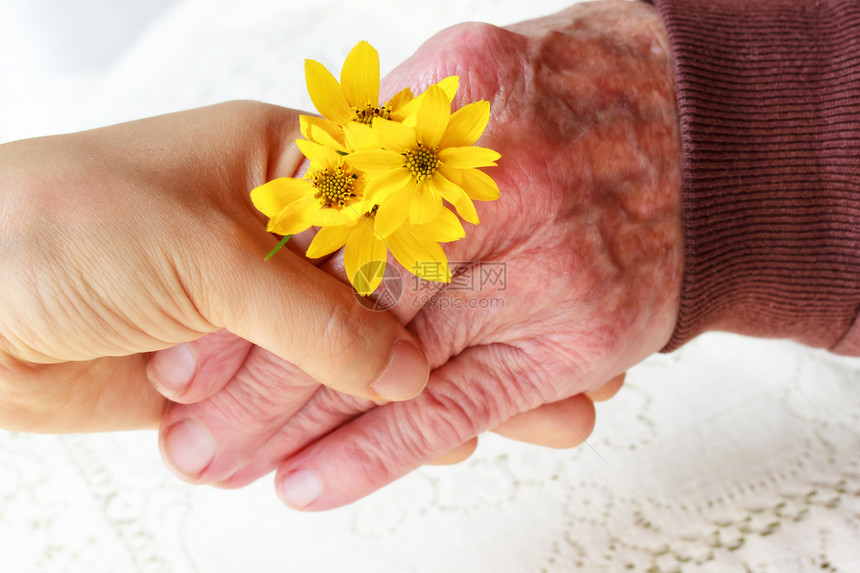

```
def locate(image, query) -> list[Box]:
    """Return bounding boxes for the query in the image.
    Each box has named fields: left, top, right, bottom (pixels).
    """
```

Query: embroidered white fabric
left=2, top=1, right=859, bottom=571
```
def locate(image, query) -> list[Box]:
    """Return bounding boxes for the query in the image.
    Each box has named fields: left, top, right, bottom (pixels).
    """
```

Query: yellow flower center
left=311, top=166, right=358, bottom=209
left=405, top=145, right=438, bottom=182
left=353, top=103, right=391, bottom=126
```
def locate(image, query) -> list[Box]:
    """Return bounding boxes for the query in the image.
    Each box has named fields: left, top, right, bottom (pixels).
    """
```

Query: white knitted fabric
left=1, top=1, right=859, bottom=571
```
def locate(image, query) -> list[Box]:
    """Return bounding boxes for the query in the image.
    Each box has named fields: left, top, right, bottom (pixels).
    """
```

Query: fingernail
left=370, top=339, right=430, bottom=401
left=163, top=420, right=215, bottom=478
left=278, top=470, right=322, bottom=509
left=150, top=343, right=197, bottom=393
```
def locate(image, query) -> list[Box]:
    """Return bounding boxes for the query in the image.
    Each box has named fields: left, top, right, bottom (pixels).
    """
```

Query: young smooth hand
left=0, top=102, right=430, bottom=433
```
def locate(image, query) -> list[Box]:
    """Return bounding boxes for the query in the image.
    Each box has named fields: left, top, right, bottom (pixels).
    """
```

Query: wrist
left=566, top=1, right=683, bottom=365
left=652, top=0, right=860, bottom=350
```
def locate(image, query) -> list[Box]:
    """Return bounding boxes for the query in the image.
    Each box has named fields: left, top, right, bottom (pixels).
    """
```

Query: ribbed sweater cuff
left=647, top=0, right=860, bottom=351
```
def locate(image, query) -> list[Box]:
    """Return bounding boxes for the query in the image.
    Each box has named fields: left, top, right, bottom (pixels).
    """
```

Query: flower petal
left=311, top=201, right=366, bottom=227
left=452, top=192, right=479, bottom=225
left=374, top=188, right=412, bottom=237
left=433, top=172, right=479, bottom=225
left=390, top=96, right=418, bottom=123
left=438, top=146, right=500, bottom=169
left=343, top=122, right=375, bottom=151
left=407, top=207, right=465, bottom=242
left=409, top=180, right=443, bottom=225
left=386, top=87, right=414, bottom=113
left=364, top=167, right=412, bottom=203
left=296, top=138, right=341, bottom=168
left=306, top=225, right=351, bottom=259
left=435, top=75, right=459, bottom=102
left=340, top=41, right=379, bottom=108
left=345, top=148, right=405, bottom=173
left=300, top=115, right=345, bottom=149
left=305, top=59, right=353, bottom=124
left=430, top=171, right=478, bottom=223
left=344, top=220, right=388, bottom=295
left=430, top=171, right=467, bottom=205
left=251, top=177, right=313, bottom=218
left=438, top=100, right=490, bottom=149
left=439, top=165, right=499, bottom=201
left=357, top=260, right=388, bottom=296
left=415, top=85, right=450, bottom=148
left=267, top=196, right=318, bottom=236
left=371, top=118, right=415, bottom=153
left=388, top=230, right=450, bottom=283
left=392, top=76, right=459, bottom=125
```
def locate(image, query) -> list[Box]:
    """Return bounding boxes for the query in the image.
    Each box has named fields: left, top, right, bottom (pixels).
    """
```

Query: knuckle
left=282, top=389, right=372, bottom=437
left=219, top=99, right=267, bottom=114
left=335, top=425, right=404, bottom=485
left=320, top=301, right=358, bottom=347
left=208, top=353, right=310, bottom=431
left=507, top=339, right=581, bottom=401
left=408, top=312, right=463, bottom=366
left=410, top=21, right=522, bottom=107
left=319, top=300, right=380, bottom=370
left=414, top=385, right=486, bottom=446
left=310, top=387, right=373, bottom=421
left=315, top=350, right=551, bottom=479
left=212, top=100, right=280, bottom=134
left=394, top=374, right=520, bottom=460
left=324, top=391, right=484, bottom=487
left=208, top=386, right=272, bottom=433
left=437, top=21, right=511, bottom=56
left=489, top=343, right=556, bottom=402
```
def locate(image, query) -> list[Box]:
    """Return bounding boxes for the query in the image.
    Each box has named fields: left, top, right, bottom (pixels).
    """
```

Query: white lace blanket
left=2, top=1, right=859, bottom=571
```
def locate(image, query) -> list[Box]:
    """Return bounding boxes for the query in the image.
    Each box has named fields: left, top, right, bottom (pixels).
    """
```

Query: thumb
left=195, top=234, right=429, bottom=403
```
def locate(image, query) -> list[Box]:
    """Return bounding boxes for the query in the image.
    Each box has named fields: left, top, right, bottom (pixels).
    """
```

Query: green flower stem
left=264, top=235, right=292, bottom=261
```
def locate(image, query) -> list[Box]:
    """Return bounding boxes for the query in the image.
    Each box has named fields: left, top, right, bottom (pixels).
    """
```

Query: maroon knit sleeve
left=645, top=0, right=860, bottom=354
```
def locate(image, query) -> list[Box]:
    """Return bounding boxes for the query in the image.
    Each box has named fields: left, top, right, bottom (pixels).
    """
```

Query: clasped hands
left=0, top=2, right=681, bottom=510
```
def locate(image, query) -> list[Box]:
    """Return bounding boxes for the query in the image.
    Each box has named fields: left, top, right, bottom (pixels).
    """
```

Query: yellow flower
left=302, top=40, right=458, bottom=148
left=306, top=206, right=465, bottom=296
left=250, top=139, right=372, bottom=236
left=344, top=84, right=501, bottom=238
left=250, top=41, right=502, bottom=295
left=306, top=41, right=384, bottom=126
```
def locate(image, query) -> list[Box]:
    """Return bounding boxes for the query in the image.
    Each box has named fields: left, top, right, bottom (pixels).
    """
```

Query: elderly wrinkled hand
left=156, top=0, right=683, bottom=510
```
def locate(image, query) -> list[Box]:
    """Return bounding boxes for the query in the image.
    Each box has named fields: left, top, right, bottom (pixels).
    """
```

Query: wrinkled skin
left=156, top=0, right=683, bottom=509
